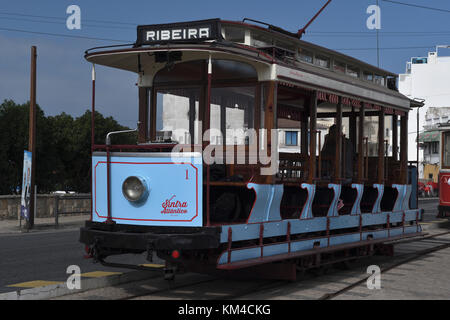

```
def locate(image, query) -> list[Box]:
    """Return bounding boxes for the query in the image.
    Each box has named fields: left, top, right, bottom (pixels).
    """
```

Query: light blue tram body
left=92, top=152, right=421, bottom=267
left=92, top=152, right=203, bottom=227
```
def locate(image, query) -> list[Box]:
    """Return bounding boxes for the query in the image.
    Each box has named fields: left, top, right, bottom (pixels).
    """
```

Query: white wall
left=399, top=50, right=450, bottom=177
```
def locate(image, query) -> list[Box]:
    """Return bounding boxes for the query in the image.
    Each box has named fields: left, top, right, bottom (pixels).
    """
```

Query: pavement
left=0, top=213, right=165, bottom=300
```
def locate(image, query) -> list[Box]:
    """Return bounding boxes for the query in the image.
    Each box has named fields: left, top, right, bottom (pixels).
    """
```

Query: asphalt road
left=0, top=227, right=151, bottom=293
left=418, top=198, right=440, bottom=221
left=0, top=199, right=443, bottom=294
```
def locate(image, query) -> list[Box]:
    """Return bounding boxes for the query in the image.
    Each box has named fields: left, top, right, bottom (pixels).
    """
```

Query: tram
left=79, top=18, right=424, bottom=280
left=438, top=126, right=450, bottom=217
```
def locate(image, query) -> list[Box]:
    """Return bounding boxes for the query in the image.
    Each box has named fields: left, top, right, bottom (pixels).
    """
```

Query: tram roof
left=219, top=20, right=397, bottom=78
left=86, top=19, right=396, bottom=77
left=85, top=18, right=413, bottom=111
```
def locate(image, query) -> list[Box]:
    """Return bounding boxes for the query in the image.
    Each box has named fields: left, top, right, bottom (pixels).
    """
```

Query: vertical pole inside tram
left=206, top=55, right=212, bottom=226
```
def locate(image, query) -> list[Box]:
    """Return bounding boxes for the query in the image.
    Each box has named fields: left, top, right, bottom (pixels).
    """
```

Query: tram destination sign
left=136, top=19, right=221, bottom=46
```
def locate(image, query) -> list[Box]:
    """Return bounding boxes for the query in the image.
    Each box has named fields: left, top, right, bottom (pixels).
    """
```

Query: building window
left=432, top=141, right=439, bottom=154
left=412, top=57, right=427, bottom=64
left=285, top=131, right=298, bottom=146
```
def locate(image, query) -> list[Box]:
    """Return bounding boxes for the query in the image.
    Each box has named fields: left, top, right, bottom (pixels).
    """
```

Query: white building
left=398, top=46, right=450, bottom=178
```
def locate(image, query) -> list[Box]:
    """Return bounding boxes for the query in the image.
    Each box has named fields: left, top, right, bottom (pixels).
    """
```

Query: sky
left=1, top=0, right=450, bottom=127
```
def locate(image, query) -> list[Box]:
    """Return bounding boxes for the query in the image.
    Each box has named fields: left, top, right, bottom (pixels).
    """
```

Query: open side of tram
left=79, top=19, right=424, bottom=280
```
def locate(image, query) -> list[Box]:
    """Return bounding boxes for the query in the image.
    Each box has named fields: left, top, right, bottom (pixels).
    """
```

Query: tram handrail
left=364, top=137, right=369, bottom=181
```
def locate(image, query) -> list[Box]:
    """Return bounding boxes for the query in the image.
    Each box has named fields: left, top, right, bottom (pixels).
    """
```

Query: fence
left=0, top=194, right=91, bottom=226
left=52, top=194, right=91, bottom=227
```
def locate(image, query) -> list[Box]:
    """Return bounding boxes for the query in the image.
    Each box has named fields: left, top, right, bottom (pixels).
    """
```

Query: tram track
left=116, top=231, right=450, bottom=300
left=57, top=231, right=450, bottom=300
left=318, top=231, right=450, bottom=300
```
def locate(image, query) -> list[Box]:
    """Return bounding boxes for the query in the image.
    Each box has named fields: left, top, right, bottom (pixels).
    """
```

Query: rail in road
left=51, top=230, right=450, bottom=300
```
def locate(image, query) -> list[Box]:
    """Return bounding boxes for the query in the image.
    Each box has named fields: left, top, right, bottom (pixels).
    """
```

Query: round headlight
left=122, top=176, right=148, bottom=202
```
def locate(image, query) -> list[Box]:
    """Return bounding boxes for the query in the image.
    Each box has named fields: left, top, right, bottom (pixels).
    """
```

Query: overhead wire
left=0, top=15, right=135, bottom=30
left=0, top=26, right=129, bottom=43
left=381, top=0, right=450, bottom=14
left=0, top=10, right=137, bottom=26
left=0, top=9, right=445, bottom=50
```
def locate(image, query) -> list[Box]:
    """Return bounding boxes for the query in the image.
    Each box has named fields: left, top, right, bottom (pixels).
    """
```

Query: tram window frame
left=374, top=75, right=385, bottom=86
left=346, top=65, right=360, bottom=78
left=297, top=48, right=313, bottom=64
left=151, top=58, right=259, bottom=145
left=442, top=131, right=450, bottom=168
left=154, top=87, right=201, bottom=145
left=365, top=115, right=379, bottom=157
left=314, top=54, right=331, bottom=69
left=363, top=71, right=374, bottom=82
left=333, top=60, right=346, bottom=74
left=210, top=85, right=257, bottom=146
left=221, top=26, right=245, bottom=43
left=250, top=30, right=273, bottom=48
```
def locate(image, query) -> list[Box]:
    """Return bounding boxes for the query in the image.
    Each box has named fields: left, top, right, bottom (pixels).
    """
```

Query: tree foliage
left=0, top=99, right=136, bottom=194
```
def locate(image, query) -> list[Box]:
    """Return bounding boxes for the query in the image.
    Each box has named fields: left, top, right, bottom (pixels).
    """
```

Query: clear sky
left=1, top=0, right=450, bottom=127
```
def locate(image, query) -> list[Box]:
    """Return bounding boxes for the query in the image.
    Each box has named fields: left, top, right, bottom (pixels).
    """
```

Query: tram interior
left=138, top=58, right=409, bottom=224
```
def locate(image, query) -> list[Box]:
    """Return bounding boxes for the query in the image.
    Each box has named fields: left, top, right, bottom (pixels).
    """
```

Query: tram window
left=251, top=30, right=272, bottom=48
left=333, top=61, right=346, bottom=73
left=365, top=116, right=379, bottom=156
left=346, top=65, right=360, bottom=78
left=221, top=26, right=245, bottom=43
left=363, top=71, right=373, bottom=82
left=342, top=117, right=350, bottom=137
left=210, top=86, right=255, bottom=145
left=155, top=88, right=200, bottom=144
left=443, top=132, right=450, bottom=167
left=384, top=116, right=393, bottom=156
left=314, top=54, right=330, bottom=69
left=374, top=75, right=385, bottom=86
left=276, top=40, right=295, bottom=52
left=297, top=48, right=313, bottom=64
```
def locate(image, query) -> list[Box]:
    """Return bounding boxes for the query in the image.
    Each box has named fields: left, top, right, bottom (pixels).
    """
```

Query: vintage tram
left=79, top=18, right=423, bottom=280
left=438, top=126, right=450, bottom=217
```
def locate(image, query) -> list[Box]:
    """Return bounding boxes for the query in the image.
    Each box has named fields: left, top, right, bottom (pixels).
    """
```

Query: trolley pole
left=26, top=46, right=37, bottom=230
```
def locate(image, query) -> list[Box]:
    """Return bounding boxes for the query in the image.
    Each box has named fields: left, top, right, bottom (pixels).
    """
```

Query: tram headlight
left=122, top=176, right=148, bottom=203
